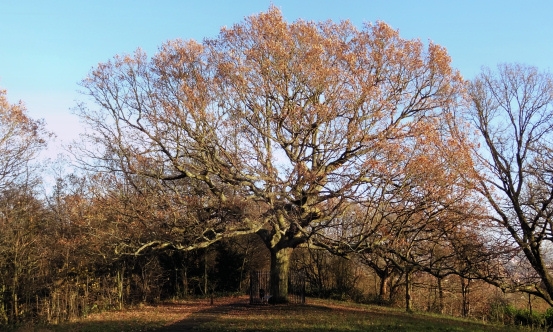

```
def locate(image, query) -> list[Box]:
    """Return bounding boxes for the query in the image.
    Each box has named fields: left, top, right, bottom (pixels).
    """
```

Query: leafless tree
left=467, top=63, right=553, bottom=304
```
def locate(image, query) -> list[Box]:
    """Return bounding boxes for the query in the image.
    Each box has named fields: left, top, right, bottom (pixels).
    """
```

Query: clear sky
left=1, top=0, right=552, bottom=156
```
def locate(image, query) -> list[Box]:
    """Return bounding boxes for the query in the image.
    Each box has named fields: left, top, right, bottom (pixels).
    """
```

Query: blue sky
left=1, top=0, right=552, bottom=155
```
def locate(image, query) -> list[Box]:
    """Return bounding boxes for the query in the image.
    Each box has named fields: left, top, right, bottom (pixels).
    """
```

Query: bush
left=487, top=297, right=553, bottom=329
left=487, top=295, right=514, bottom=325
left=513, top=308, right=542, bottom=327
left=543, top=307, right=553, bottom=328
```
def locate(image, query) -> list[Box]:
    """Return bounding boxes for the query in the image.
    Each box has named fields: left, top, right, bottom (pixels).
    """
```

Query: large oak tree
left=76, top=7, right=463, bottom=302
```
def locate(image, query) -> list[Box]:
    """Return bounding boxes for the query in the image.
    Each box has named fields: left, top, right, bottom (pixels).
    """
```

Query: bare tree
left=0, top=89, right=49, bottom=190
left=467, top=63, right=553, bottom=304
left=76, top=7, right=463, bottom=302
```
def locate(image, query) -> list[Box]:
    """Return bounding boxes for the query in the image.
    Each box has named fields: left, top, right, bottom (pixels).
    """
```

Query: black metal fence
left=249, top=271, right=305, bottom=304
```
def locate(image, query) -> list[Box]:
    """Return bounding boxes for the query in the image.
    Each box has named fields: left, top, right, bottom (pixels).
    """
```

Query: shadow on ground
left=153, top=297, right=515, bottom=332
left=9, top=297, right=515, bottom=332
left=155, top=297, right=251, bottom=332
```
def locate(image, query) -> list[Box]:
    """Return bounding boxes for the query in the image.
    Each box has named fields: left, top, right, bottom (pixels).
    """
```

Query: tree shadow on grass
left=155, top=297, right=252, bottom=332
left=16, top=297, right=514, bottom=332
left=155, top=298, right=361, bottom=332
left=154, top=298, right=518, bottom=332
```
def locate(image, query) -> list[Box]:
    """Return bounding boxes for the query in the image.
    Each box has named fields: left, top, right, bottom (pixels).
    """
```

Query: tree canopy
left=76, top=7, right=469, bottom=301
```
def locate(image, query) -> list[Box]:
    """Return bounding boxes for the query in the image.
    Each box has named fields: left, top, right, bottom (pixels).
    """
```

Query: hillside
left=17, top=296, right=530, bottom=332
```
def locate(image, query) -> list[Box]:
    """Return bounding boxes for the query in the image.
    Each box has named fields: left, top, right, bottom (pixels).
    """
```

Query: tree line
left=2, top=7, right=553, bottom=327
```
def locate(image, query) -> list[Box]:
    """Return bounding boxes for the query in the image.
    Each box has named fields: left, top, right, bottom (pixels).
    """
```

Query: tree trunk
left=12, top=267, right=18, bottom=323
left=460, top=277, right=470, bottom=317
left=204, top=252, right=208, bottom=295
left=183, top=268, right=188, bottom=297
left=269, top=247, right=293, bottom=303
left=0, top=284, right=7, bottom=324
left=437, top=277, right=444, bottom=314
left=405, top=269, right=412, bottom=313
left=378, top=273, right=390, bottom=304
left=117, top=267, right=124, bottom=310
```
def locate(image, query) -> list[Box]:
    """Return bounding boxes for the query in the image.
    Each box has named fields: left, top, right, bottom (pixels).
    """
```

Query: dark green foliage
left=149, top=237, right=263, bottom=299
left=544, top=307, right=553, bottom=327
left=211, top=241, right=247, bottom=292
left=488, top=299, right=552, bottom=328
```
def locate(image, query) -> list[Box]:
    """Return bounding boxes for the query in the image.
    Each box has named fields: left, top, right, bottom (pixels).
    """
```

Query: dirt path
left=155, top=296, right=251, bottom=331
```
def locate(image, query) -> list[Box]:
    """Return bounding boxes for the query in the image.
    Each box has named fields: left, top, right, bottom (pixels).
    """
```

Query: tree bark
left=460, top=277, right=470, bottom=317
left=437, top=277, right=444, bottom=314
left=405, top=269, right=412, bottom=312
left=269, top=247, right=293, bottom=303
left=183, top=268, right=188, bottom=297
left=117, top=267, right=124, bottom=310
left=379, top=273, right=390, bottom=304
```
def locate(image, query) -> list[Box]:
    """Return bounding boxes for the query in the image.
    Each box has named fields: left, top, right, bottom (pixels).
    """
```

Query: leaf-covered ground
left=13, top=296, right=530, bottom=332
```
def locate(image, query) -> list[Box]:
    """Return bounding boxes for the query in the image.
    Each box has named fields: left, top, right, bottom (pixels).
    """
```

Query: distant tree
left=0, top=184, right=48, bottom=324
left=343, top=108, right=503, bottom=312
left=76, top=7, right=463, bottom=302
left=0, top=89, right=49, bottom=189
left=358, top=249, right=402, bottom=303
left=467, top=63, right=553, bottom=305
left=0, top=88, right=49, bottom=324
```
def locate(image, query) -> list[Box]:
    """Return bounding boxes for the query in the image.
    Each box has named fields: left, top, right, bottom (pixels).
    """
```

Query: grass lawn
left=10, top=296, right=535, bottom=332
left=195, top=298, right=530, bottom=332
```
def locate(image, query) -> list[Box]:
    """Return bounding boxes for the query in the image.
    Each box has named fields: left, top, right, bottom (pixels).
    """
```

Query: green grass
left=198, top=300, right=527, bottom=332
left=8, top=297, right=539, bottom=332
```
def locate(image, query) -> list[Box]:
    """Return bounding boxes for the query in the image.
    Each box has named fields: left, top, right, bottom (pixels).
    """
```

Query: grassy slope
left=197, top=298, right=527, bottom=332
left=13, top=296, right=530, bottom=332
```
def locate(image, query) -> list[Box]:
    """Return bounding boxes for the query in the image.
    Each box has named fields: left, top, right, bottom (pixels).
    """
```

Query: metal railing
left=249, top=271, right=305, bottom=304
